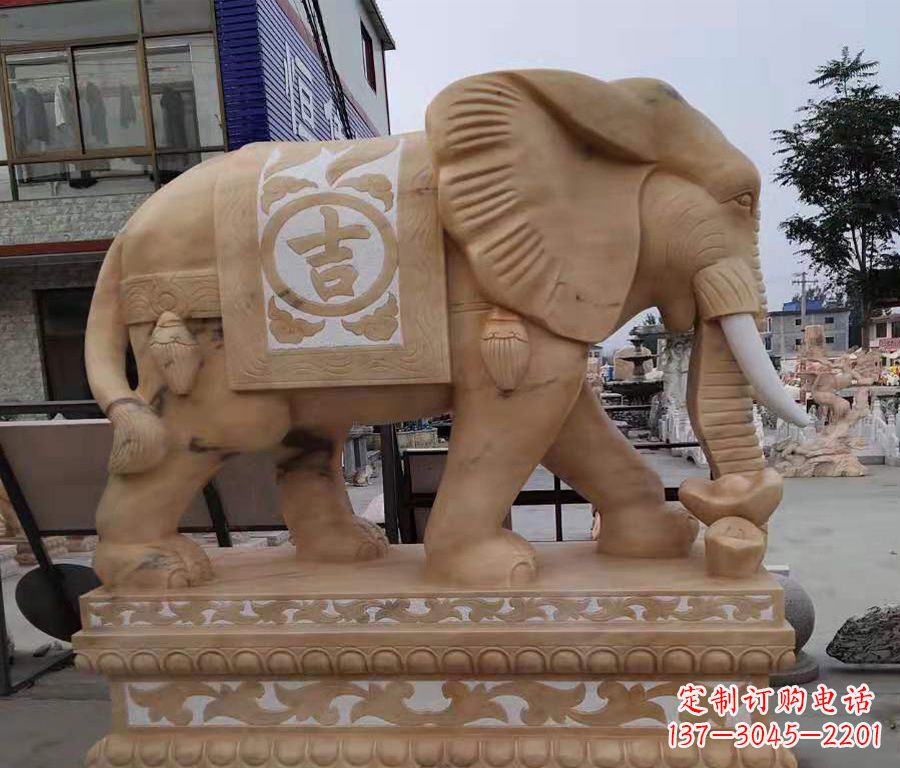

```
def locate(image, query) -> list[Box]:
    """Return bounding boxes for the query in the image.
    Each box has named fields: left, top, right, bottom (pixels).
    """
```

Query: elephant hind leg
left=94, top=451, right=223, bottom=589
left=277, top=424, right=387, bottom=563
left=93, top=317, right=296, bottom=589
left=542, top=383, right=698, bottom=557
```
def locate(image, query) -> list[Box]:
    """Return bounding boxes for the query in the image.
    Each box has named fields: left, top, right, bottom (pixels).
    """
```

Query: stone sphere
left=773, top=573, right=815, bottom=651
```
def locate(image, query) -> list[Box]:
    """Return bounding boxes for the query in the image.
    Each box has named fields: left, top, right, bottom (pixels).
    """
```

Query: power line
left=298, top=0, right=354, bottom=140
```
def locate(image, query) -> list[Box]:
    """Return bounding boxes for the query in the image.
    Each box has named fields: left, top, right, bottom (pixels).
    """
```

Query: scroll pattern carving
left=267, top=296, right=325, bottom=343
left=126, top=679, right=681, bottom=729
left=123, top=270, right=221, bottom=324
left=341, top=293, right=400, bottom=341
left=336, top=174, right=394, bottom=210
left=261, top=176, right=317, bottom=214
left=85, top=594, right=776, bottom=630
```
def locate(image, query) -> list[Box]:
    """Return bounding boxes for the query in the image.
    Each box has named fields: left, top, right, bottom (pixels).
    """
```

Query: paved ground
left=1, top=456, right=898, bottom=767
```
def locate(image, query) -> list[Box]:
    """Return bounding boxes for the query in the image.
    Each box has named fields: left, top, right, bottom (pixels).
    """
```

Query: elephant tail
left=85, top=235, right=168, bottom=474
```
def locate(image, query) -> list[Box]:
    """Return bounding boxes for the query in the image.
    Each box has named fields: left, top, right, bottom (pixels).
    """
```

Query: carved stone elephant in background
left=85, top=69, right=808, bottom=590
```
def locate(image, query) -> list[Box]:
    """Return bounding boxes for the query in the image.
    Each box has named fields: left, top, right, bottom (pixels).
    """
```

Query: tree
left=789, top=287, right=845, bottom=306
left=774, top=47, right=900, bottom=346
left=790, top=287, right=827, bottom=304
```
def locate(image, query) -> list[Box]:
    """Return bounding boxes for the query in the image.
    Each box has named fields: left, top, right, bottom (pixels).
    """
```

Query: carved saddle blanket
left=216, top=134, right=450, bottom=390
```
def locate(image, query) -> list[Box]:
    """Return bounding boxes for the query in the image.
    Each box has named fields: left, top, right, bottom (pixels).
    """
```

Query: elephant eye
left=734, top=192, right=754, bottom=208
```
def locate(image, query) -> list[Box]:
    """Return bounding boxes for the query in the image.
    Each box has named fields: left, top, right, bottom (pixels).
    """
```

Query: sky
left=375, top=0, right=900, bottom=351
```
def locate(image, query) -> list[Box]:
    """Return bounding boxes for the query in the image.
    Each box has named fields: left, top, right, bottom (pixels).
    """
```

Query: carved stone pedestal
left=0, top=534, right=69, bottom=565
left=74, top=544, right=797, bottom=768
left=0, top=543, right=18, bottom=579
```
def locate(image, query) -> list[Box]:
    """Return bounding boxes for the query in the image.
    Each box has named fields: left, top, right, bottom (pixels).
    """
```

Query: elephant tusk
left=720, top=313, right=810, bottom=428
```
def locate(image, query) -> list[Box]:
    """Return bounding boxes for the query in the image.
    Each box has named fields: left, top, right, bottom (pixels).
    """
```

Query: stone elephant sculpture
left=85, top=70, right=808, bottom=590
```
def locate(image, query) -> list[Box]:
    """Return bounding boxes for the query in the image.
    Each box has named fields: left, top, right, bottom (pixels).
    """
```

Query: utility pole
left=791, top=271, right=819, bottom=329
left=791, top=271, right=820, bottom=410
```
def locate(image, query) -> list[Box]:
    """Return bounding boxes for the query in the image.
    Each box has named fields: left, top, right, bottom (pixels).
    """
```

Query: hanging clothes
left=24, top=87, right=49, bottom=143
left=160, top=85, right=187, bottom=148
left=54, top=82, right=68, bottom=128
left=119, top=83, right=136, bottom=128
left=83, top=82, right=108, bottom=145
left=53, top=84, right=77, bottom=148
left=10, top=86, right=28, bottom=153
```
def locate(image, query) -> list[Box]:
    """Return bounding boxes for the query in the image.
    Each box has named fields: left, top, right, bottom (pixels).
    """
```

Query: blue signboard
left=215, top=0, right=378, bottom=151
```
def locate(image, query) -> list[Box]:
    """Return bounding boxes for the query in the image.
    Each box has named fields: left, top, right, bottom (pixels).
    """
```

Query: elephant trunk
left=686, top=316, right=765, bottom=479
left=678, top=255, right=805, bottom=527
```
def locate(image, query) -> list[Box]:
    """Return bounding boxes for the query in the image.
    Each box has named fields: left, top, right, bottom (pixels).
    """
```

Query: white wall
left=301, top=0, right=390, bottom=135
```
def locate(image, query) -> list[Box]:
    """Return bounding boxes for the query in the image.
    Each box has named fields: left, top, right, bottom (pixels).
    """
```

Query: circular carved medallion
left=260, top=192, right=398, bottom=318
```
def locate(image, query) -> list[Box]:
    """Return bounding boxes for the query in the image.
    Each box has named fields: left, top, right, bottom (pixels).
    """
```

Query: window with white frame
left=0, top=0, right=224, bottom=200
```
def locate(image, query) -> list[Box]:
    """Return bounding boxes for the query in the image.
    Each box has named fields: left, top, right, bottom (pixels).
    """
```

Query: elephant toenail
left=167, top=570, right=191, bottom=588
left=510, top=561, right=536, bottom=586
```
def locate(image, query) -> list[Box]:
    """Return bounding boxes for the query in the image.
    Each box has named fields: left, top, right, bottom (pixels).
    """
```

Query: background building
left=867, top=308, right=900, bottom=364
left=764, top=299, right=851, bottom=362
left=0, top=0, right=394, bottom=403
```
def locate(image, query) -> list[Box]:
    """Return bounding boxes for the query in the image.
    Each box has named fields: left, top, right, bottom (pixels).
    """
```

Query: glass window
left=74, top=45, right=147, bottom=151
left=0, top=97, right=6, bottom=162
left=824, top=316, right=834, bottom=324
left=140, top=0, right=213, bottom=36
left=764, top=336, right=771, bottom=351
left=892, top=321, right=900, bottom=337
left=825, top=336, right=835, bottom=344
left=0, top=166, right=12, bottom=201
left=794, top=317, right=801, bottom=326
left=876, top=322, right=887, bottom=338
left=360, top=22, right=376, bottom=91
left=36, top=288, right=95, bottom=401
left=155, top=150, right=221, bottom=184
left=6, top=51, right=79, bottom=156
left=145, top=35, right=223, bottom=150
left=15, top=156, right=154, bottom=199
left=0, top=0, right=137, bottom=48
left=794, top=338, right=802, bottom=346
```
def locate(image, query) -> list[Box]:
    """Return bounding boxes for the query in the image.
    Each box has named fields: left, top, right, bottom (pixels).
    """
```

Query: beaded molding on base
left=86, top=733, right=798, bottom=768
left=74, top=644, right=796, bottom=678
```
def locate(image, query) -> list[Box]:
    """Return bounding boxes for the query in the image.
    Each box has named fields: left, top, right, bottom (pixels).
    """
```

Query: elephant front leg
left=277, top=426, right=387, bottom=562
left=542, top=383, right=698, bottom=557
left=425, top=316, right=586, bottom=587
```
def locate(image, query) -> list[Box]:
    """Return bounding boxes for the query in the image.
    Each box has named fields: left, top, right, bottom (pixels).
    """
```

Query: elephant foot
left=293, top=517, right=388, bottom=563
left=594, top=502, right=698, bottom=558
left=426, top=529, right=537, bottom=587
left=94, top=535, right=214, bottom=589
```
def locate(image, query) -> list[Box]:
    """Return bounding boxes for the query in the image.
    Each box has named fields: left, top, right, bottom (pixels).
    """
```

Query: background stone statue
left=772, top=349, right=880, bottom=477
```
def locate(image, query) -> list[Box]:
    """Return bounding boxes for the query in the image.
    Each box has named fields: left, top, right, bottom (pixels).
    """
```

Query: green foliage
left=789, top=287, right=827, bottom=304
left=773, top=47, right=900, bottom=338
left=789, top=287, right=845, bottom=305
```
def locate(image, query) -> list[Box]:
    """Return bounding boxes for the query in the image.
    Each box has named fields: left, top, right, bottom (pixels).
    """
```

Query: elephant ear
left=426, top=70, right=657, bottom=342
